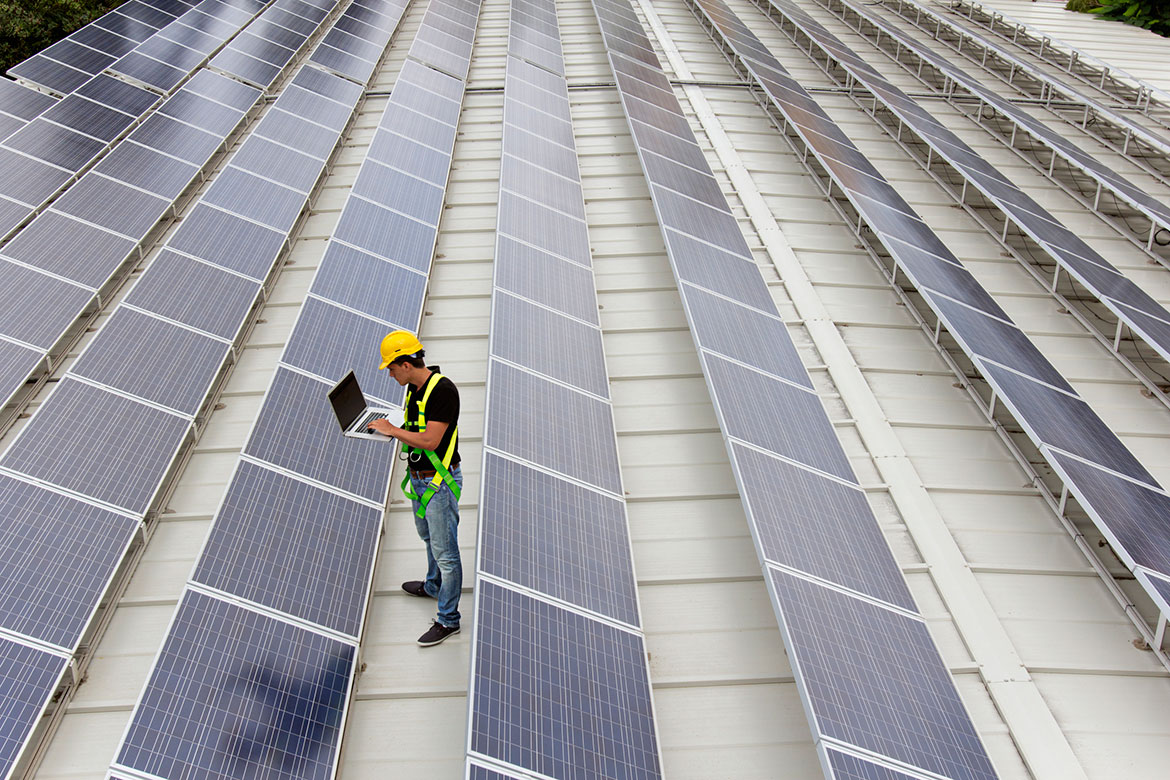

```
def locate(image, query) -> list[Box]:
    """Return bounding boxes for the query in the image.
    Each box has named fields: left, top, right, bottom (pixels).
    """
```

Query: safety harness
left=400, top=371, right=460, bottom=518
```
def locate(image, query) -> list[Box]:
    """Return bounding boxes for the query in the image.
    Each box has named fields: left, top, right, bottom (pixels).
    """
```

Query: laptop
left=328, top=371, right=395, bottom=441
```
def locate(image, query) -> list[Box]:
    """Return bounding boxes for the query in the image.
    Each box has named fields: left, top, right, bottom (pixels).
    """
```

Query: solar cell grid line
left=755, top=0, right=1170, bottom=377
left=877, top=0, right=1170, bottom=181
left=690, top=0, right=1170, bottom=679
left=592, top=0, right=1001, bottom=777
left=812, top=0, right=1170, bottom=262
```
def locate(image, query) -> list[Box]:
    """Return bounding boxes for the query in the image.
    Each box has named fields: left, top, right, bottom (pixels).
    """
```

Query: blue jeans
left=410, top=464, right=462, bottom=627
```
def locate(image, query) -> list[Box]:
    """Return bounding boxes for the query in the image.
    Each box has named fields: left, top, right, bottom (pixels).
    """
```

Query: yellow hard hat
left=379, top=330, right=424, bottom=369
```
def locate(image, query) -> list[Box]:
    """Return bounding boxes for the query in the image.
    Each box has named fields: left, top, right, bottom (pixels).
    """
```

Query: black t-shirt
left=406, top=367, right=460, bottom=469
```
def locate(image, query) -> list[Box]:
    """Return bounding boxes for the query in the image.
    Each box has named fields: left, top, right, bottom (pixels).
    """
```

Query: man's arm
left=368, top=417, right=448, bottom=451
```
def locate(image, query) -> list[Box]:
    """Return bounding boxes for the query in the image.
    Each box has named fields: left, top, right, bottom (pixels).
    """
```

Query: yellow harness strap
left=400, top=372, right=460, bottom=518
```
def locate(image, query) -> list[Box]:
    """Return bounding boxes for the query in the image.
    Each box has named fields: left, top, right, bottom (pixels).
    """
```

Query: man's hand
left=367, top=418, right=397, bottom=436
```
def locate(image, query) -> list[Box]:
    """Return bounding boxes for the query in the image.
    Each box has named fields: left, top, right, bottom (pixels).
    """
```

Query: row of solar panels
left=698, top=0, right=1170, bottom=700
left=817, top=0, right=1170, bottom=262
left=468, top=0, right=661, bottom=775
left=761, top=2, right=1170, bottom=380
left=594, top=0, right=1001, bottom=778
left=0, top=0, right=350, bottom=434
left=883, top=0, right=1170, bottom=181
left=110, top=1, right=483, bottom=776
left=0, top=1, right=404, bottom=773
left=0, top=0, right=272, bottom=242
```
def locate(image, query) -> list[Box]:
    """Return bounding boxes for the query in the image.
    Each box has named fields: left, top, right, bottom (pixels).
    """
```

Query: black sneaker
left=417, top=621, right=460, bottom=646
left=402, top=581, right=432, bottom=598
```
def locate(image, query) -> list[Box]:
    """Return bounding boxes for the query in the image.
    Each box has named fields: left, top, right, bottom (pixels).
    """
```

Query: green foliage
left=1089, top=0, right=1170, bottom=36
left=0, top=1, right=122, bottom=74
left=1065, top=0, right=1102, bottom=12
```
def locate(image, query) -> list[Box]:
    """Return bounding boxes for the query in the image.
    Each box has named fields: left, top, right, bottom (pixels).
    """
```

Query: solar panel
left=497, top=192, right=590, bottom=265
left=0, top=259, right=94, bottom=349
left=0, top=474, right=138, bottom=649
left=50, top=175, right=171, bottom=238
left=113, top=589, right=354, bottom=780
left=243, top=367, right=398, bottom=503
left=292, top=64, right=365, bottom=103
left=490, top=291, right=609, bottom=398
left=494, top=236, right=600, bottom=325
left=662, top=230, right=773, bottom=312
left=479, top=453, right=639, bottom=624
left=0, top=210, right=137, bottom=288
left=111, top=51, right=188, bottom=92
left=71, top=307, right=229, bottom=415
left=824, top=749, right=925, bottom=780
left=769, top=569, right=998, bottom=779
left=281, top=296, right=408, bottom=405
left=192, top=461, right=380, bottom=637
left=0, top=639, right=66, bottom=778
left=0, top=341, right=42, bottom=403
left=272, top=86, right=355, bottom=132
left=184, top=67, right=264, bottom=111
left=4, top=118, right=105, bottom=171
left=364, top=128, right=449, bottom=183
left=500, top=156, right=584, bottom=220
left=124, top=250, right=261, bottom=340
left=168, top=204, right=287, bottom=279
left=0, top=149, right=71, bottom=210
left=128, top=113, right=224, bottom=163
left=202, top=167, right=307, bottom=232
left=332, top=198, right=437, bottom=270
left=470, top=581, right=661, bottom=779
left=157, top=90, right=249, bottom=136
left=7, top=57, right=90, bottom=96
left=307, top=241, right=427, bottom=329
left=94, top=141, right=200, bottom=199
left=0, top=377, right=190, bottom=513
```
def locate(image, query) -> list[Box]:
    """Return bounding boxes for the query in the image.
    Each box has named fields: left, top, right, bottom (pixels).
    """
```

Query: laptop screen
left=327, top=371, right=367, bottom=430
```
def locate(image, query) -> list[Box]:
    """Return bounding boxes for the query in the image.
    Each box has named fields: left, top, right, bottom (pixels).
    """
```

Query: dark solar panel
left=111, top=51, right=187, bottom=92
left=94, top=141, right=199, bottom=199
left=497, top=192, right=590, bottom=266
left=292, top=65, right=364, bottom=104
left=6, top=116, right=107, bottom=172
left=0, top=341, right=43, bottom=408
left=390, top=81, right=461, bottom=126
left=652, top=186, right=747, bottom=257
left=256, top=108, right=340, bottom=160
left=94, top=10, right=158, bottom=44
left=203, top=167, right=306, bottom=232
left=732, top=443, right=915, bottom=610
left=247, top=19, right=308, bottom=51
left=269, top=6, right=322, bottom=37
left=351, top=165, right=443, bottom=224
left=0, top=378, right=189, bottom=513
left=307, top=241, right=426, bottom=331
left=309, top=46, right=375, bottom=84
left=0, top=639, right=65, bottom=777
left=0, top=474, right=138, bottom=649
left=1, top=209, right=136, bottom=288
left=183, top=69, right=263, bottom=112
left=0, top=260, right=94, bottom=349
left=243, top=367, right=397, bottom=503
left=703, top=352, right=855, bottom=482
left=7, top=56, right=90, bottom=96
left=134, top=37, right=204, bottom=73
left=115, top=589, right=353, bottom=780
left=193, top=461, right=380, bottom=637
left=379, top=106, right=457, bottom=155
left=980, top=360, right=1154, bottom=486
left=332, top=197, right=436, bottom=271
left=50, top=175, right=170, bottom=238
left=72, top=307, right=229, bottom=415
left=168, top=204, right=286, bottom=279
left=321, top=28, right=383, bottom=62
left=73, top=74, right=159, bottom=116
left=272, top=86, right=353, bottom=132
left=629, top=118, right=710, bottom=173
left=490, top=291, right=609, bottom=398
left=210, top=48, right=282, bottom=89
left=769, top=570, right=997, bottom=780
left=157, top=21, right=218, bottom=53
left=125, top=249, right=260, bottom=340
left=486, top=361, right=622, bottom=494
left=0, top=80, right=56, bottom=121
left=880, top=236, right=1006, bottom=319
left=470, top=581, right=660, bottom=779
left=479, top=453, right=639, bottom=624
left=500, top=125, right=578, bottom=181
left=68, top=25, right=138, bottom=60
left=230, top=137, right=323, bottom=192
left=129, top=113, right=224, bottom=164
left=282, top=297, right=407, bottom=405
left=0, top=148, right=71, bottom=208
left=662, top=229, right=774, bottom=313
left=683, top=284, right=810, bottom=388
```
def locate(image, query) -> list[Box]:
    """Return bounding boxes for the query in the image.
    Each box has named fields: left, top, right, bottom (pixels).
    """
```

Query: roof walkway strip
left=8, top=0, right=199, bottom=95
left=0, top=0, right=337, bottom=435
left=690, top=0, right=1170, bottom=671
left=878, top=0, right=1170, bottom=184
left=593, top=0, right=1000, bottom=778
left=108, top=2, right=485, bottom=777
left=0, top=0, right=273, bottom=243
left=467, top=1, right=663, bottom=777
left=948, top=0, right=1170, bottom=126
left=0, top=8, right=398, bottom=778
left=810, top=0, right=1170, bottom=267
left=754, top=0, right=1170, bottom=406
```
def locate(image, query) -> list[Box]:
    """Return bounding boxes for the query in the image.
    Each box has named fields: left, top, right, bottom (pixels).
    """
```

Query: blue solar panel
left=332, top=198, right=436, bottom=271
left=470, top=581, right=660, bottom=779
left=0, top=639, right=66, bottom=778
left=769, top=569, right=997, bottom=780
left=732, top=443, right=915, bottom=610
left=351, top=165, right=443, bottom=224
left=662, top=230, right=774, bottom=313
left=364, top=128, right=450, bottom=183
left=203, top=167, right=307, bottom=232
left=486, top=361, right=621, bottom=493
left=124, top=250, right=261, bottom=341
left=115, top=589, right=353, bottom=780
left=704, top=352, right=855, bottom=482
left=0, top=474, right=138, bottom=649
left=491, top=291, right=607, bottom=398
left=825, top=748, right=926, bottom=780
left=50, top=175, right=170, bottom=239
left=0, top=79, right=56, bottom=120
left=40, top=96, right=134, bottom=142
left=184, top=68, right=264, bottom=112
left=479, top=453, right=639, bottom=625
left=0, top=147, right=72, bottom=206
left=168, top=204, right=287, bottom=279
left=112, top=51, right=187, bottom=92
left=500, top=156, right=584, bottom=221
left=281, top=297, right=407, bottom=405
left=0, top=341, right=42, bottom=405
left=243, top=367, right=397, bottom=503
left=192, top=461, right=380, bottom=637
left=307, top=242, right=426, bottom=331
left=497, top=192, right=590, bottom=266
left=495, top=236, right=600, bottom=325
left=158, top=90, right=248, bottom=137
left=0, top=377, right=190, bottom=513
left=500, top=126, right=579, bottom=182
left=0, top=259, right=94, bottom=350
left=71, top=307, right=229, bottom=415
left=1, top=210, right=136, bottom=289
left=129, top=113, right=225, bottom=165
left=94, top=141, right=200, bottom=199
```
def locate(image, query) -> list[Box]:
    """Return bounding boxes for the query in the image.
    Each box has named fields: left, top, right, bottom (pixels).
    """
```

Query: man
left=368, top=330, right=463, bottom=647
